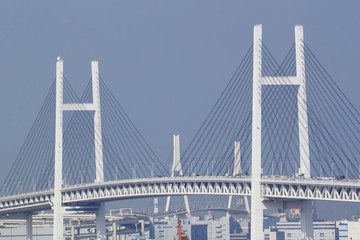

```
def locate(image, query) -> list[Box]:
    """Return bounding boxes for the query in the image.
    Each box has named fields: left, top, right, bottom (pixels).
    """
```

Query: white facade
left=347, top=221, right=360, bottom=240
left=275, top=220, right=335, bottom=240
left=264, top=228, right=278, bottom=240
left=337, top=221, right=348, bottom=240
left=0, top=210, right=150, bottom=240
left=0, top=224, right=52, bottom=239
left=207, top=216, right=230, bottom=240
left=337, top=220, right=360, bottom=240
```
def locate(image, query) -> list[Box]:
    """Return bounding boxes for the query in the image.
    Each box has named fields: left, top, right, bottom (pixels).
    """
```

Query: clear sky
left=0, top=1, right=360, bottom=219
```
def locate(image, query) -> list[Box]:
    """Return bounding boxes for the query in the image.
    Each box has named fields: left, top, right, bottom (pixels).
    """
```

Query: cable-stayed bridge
left=1, top=24, right=360, bottom=240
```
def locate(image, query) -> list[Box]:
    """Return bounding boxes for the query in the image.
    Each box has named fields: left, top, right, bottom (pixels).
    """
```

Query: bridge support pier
left=227, top=196, right=233, bottom=216
left=26, top=214, right=32, bottom=240
left=96, top=202, right=107, bottom=240
left=71, top=226, right=75, bottom=240
left=301, top=200, right=313, bottom=240
left=250, top=197, right=265, bottom=240
left=112, top=222, right=117, bottom=240
left=139, top=220, right=145, bottom=236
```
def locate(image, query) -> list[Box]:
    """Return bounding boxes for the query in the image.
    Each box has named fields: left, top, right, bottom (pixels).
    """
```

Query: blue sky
left=0, top=1, right=359, bottom=218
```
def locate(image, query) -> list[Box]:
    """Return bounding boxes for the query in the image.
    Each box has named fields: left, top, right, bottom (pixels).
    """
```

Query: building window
left=320, top=233, right=324, bottom=237
left=287, top=233, right=292, bottom=237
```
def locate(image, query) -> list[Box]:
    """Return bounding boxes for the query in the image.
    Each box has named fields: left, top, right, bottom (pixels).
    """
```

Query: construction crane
left=174, top=218, right=189, bottom=240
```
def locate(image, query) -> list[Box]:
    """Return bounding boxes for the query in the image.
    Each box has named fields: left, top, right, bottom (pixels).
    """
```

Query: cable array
left=100, top=80, right=168, bottom=180
left=177, top=46, right=254, bottom=176
left=1, top=81, right=56, bottom=196
left=1, top=76, right=167, bottom=196
left=305, top=44, right=360, bottom=179
left=179, top=41, right=360, bottom=179
left=2, top=41, right=360, bottom=197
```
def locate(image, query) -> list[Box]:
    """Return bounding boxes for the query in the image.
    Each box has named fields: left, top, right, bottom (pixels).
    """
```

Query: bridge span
left=1, top=175, right=360, bottom=216
left=2, top=23, right=360, bottom=240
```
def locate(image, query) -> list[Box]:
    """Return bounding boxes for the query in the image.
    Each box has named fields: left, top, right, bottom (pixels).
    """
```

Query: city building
left=190, top=214, right=230, bottom=240
left=337, top=221, right=348, bottom=240
left=335, top=220, right=360, bottom=240
left=0, top=209, right=150, bottom=240
left=153, top=217, right=191, bottom=240
left=270, top=219, right=336, bottom=240
left=152, top=213, right=250, bottom=240
left=264, top=228, right=284, bottom=240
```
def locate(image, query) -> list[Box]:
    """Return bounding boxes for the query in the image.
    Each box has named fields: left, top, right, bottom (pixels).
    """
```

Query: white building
left=337, top=221, right=348, bottom=240
left=336, top=220, right=360, bottom=240
left=0, top=210, right=150, bottom=240
left=0, top=223, right=52, bottom=239
left=275, top=219, right=336, bottom=240
left=153, top=214, right=232, bottom=240
left=264, top=228, right=281, bottom=240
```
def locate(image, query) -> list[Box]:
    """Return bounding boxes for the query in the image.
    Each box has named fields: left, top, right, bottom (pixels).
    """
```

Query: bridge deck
left=0, top=176, right=359, bottom=215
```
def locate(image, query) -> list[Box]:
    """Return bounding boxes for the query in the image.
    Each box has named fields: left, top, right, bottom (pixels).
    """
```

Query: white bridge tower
left=165, top=134, right=190, bottom=214
left=250, top=25, right=313, bottom=240
left=54, top=58, right=106, bottom=240
left=227, top=141, right=250, bottom=216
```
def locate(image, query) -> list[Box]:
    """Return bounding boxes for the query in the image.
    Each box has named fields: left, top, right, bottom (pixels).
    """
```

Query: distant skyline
left=0, top=1, right=360, bottom=219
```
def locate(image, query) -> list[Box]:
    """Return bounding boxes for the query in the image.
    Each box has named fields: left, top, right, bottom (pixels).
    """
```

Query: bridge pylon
left=54, top=57, right=64, bottom=240
left=53, top=58, right=106, bottom=240
left=227, top=141, right=249, bottom=216
left=250, top=25, right=313, bottom=240
left=165, top=134, right=190, bottom=214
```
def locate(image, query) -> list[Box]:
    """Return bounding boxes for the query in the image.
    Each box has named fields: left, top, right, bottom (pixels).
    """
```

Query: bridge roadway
left=1, top=175, right=360, bottom=215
